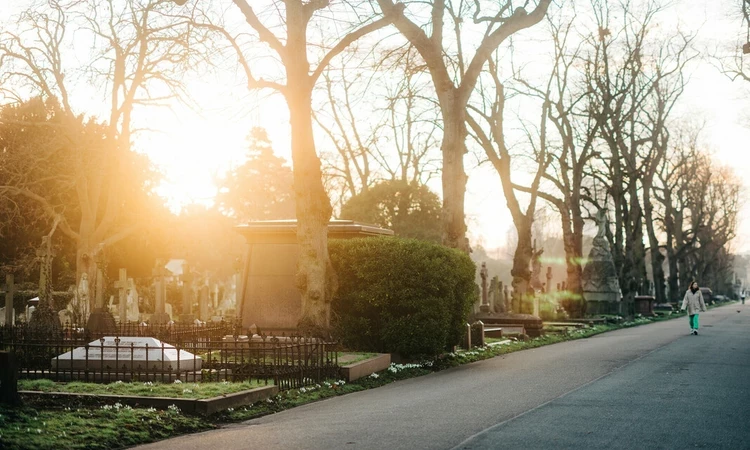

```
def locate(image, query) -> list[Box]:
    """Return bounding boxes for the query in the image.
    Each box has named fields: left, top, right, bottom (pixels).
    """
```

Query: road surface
left=134, top=304, right=750, bottom=450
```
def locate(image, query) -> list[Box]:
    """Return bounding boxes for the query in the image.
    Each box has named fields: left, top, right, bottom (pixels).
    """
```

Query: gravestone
left=87, top=269, right=117, bottom=334
left=115, top=269, right=128, bottom=323
left=126, top=278, right=140, bottom=322
left=151, top=261, right=171, bottom=324
left=179, top=263, right=195, bottom=323
left=582, top=210, right=622, bottom=315
left=236, top=220, right=393, bottom=331
left=52, top=337, right=202, bottom=372
left=479, top=262, right=490, bottom=313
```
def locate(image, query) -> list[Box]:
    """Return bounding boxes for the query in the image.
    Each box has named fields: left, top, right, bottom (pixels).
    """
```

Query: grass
left=17, top=379, right=267, bottom=399
left=1, top=303, right=736, bottom=450
left=337, top=351, right=379, bottom=365
left=0, top=402, right=213, bottom=450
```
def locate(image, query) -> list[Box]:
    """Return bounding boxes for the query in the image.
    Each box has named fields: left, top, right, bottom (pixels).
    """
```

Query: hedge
left=329, top=237, right=476, bottom=358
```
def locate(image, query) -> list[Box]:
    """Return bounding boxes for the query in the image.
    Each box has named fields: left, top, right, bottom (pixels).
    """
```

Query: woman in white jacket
left=681, top=281, right=707, bottom=335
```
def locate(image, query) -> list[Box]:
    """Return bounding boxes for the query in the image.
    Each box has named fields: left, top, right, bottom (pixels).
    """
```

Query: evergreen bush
left=329, top=237, right=476, bottom=358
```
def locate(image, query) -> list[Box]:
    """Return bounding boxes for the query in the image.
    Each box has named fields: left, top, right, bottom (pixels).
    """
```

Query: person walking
left=681, top=281, right=707, bottom=335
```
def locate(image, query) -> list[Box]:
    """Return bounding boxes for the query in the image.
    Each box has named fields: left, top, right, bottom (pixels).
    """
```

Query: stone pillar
left=151, top=260, right=171, bottom=324
left=180, top=263, right=195, bottom=323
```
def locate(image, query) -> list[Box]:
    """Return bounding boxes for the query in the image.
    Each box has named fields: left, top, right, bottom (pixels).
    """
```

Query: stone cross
left=4, top=274, right=15, bottom=326
left=114, top=269, right=128, bottom=323
left=480, top=262, right=490, bottom=313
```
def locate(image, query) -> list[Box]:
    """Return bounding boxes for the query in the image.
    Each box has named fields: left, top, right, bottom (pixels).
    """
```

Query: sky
left=1, top=0, right=750, bottom=254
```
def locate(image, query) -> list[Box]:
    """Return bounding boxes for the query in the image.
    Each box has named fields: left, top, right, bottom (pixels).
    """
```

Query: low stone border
left=339, top=354, right=391, bottom=382
left=19, top=384, right=278, bottom=415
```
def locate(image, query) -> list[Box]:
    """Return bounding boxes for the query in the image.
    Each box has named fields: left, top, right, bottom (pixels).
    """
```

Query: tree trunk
left=512, top=224, right=533, bottom=314
left=287, top=86, right=335, bottom=335
left=643, top=182, right=666, bottom=303
left=560, top=207, right=584, bottom=317
left=440, top=97, right=469, bottom=252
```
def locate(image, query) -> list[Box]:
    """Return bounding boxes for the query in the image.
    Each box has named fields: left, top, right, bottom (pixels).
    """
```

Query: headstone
left=479, top=262, right=490, bottom=313
left=126, top=278, right=140, bottom=322
left=151, top=260, right=171, bottom=324
left=115, top=269, right=128, bottom=323
left=0, top=351, right=20, bottom=405
left=4, top=274, right=15, bottom=326
left=87, top=269, right=117, bottom=334
left=29, top=236, right=61, bottom=333
left=581, top=209, right=622, bottom=315
left=471, top=321, right=485, bottom=348
left=504, top=286, right=511, bottom=312
left=52, top=337, right=202, bottom=372
left=179, top=263, right=195, bottom=323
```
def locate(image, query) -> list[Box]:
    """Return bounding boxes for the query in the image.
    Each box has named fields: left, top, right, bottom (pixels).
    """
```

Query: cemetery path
left=133, top=304, right=749, bottom=450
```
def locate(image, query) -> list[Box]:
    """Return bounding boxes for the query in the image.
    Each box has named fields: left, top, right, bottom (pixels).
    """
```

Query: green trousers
left=689, top=314, right=699, bottom=330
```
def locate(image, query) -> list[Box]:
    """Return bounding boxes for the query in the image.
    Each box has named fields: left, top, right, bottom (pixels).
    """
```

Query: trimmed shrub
left=329, top=237, right=476, bottom=358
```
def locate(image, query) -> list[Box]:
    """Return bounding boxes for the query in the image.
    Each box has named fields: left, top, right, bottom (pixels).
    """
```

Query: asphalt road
left=135, top=304, right=750, bottom=450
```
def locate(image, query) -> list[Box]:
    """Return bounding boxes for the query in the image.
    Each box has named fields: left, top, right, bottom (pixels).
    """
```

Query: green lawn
left=18, top=379, right=267, bottom=399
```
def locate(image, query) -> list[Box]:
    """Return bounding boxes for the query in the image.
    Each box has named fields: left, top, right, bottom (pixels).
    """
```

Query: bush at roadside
left=329, top=237, right=476, bottom=358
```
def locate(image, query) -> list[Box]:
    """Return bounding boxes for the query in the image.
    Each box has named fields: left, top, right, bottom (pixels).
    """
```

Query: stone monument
left=479, top=262, right=490, bottom=313
left=236, top=220, right=393, bottom=332
left=581, top=209, right=622, bottom=315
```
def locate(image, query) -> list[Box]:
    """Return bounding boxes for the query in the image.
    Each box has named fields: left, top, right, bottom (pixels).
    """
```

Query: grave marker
left=180, top=263, right=195, bottom=323
left=52, top=337, right=202, bottom=372
left=115, top=269, right=128, bottom=323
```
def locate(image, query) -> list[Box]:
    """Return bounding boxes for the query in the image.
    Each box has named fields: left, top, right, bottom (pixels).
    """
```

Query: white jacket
left=681, top=289, right=707, bottom=315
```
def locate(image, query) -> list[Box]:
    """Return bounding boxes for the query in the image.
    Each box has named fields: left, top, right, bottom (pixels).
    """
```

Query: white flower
left=265, top=398, right=274, bottom=404
left=299, top=387, right=307, bottom=393
left=227, top=408, right=234, bottom=412
left=168, top=404, right=181, bottom=413
left=182, top=389, right=193, bottom=394
left=37, top=429, right=42, bottom=434
left=143, top=382, right=153, bottom=386
left=115, top=380, right=123, bottom=384
left=173, top=379, right=182, bottom=384
left=147, top=407, right=157, bottom=413
left=369, top=373, right=380, bottom=379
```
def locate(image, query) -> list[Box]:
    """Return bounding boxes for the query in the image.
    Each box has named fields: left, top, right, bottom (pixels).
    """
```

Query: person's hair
left=690, top=281, right=699, bottom=291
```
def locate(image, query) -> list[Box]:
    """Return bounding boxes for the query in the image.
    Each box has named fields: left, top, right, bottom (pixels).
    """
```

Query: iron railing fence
left=1, top=324, right=340, bottom=390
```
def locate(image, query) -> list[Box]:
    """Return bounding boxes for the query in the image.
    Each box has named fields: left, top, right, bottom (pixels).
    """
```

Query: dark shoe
left=693, top=330, right=698, bottom=335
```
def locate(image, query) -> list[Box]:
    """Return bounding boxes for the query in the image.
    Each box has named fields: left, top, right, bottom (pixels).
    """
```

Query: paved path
left=135, top=304, right=750, bottom=450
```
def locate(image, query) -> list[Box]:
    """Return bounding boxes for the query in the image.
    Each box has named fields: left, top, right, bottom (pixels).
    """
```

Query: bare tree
left=467, top=56, right=551, bottom=313
left=583, top=0, right=695, bottom=304
left=198, top=1, right=394, bottom=332
left=316, top=44, right=441, bottom=212
left=376, top=0, right=552, bottom=252
left=509, top=14, right=602, bottom=316
left=0, top=0, right=199, bottom=305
